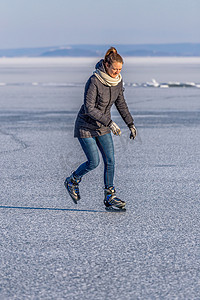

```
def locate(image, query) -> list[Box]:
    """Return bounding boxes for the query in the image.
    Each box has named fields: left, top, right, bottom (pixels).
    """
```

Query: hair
left=104, top=47, right=123, bottom=66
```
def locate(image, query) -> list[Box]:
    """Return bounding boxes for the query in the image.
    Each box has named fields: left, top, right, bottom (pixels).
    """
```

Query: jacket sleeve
left=84, top=77, right=111, bottom=126
left=115, top=82, right=134, bottom=126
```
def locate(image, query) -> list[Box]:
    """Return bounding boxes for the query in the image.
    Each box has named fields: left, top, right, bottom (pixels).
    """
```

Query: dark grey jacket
left=74, top=60, right=134, bottom=138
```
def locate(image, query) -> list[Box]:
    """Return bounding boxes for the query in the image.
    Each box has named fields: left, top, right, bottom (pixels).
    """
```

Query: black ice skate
left=104, top=187, right=126, bottom=211
left=64, top=173, right=81, bottom=204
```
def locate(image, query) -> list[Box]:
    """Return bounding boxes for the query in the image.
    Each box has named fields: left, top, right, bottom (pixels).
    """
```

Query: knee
left=87, top=156, right=100, bottom=170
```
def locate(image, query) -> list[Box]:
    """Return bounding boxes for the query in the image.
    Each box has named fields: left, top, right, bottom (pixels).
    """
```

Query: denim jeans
left=74, top=133, right=115, bottom=188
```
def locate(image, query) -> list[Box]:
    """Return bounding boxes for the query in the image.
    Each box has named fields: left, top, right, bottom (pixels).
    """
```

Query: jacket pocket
left=79, top=115, right=102, bottom=130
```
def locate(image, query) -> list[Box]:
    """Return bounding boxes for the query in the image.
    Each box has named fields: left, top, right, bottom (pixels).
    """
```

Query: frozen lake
left=0, top=57, right=200, bottom=299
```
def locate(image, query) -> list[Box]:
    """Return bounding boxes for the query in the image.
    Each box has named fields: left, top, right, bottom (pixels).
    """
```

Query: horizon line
left=1, top=42, right=200, bottom=51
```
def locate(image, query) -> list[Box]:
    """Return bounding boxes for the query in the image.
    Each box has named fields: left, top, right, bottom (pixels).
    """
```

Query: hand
left=129, top=124, right=137, bottom=139
left=109, top=121, right=121, bottom=136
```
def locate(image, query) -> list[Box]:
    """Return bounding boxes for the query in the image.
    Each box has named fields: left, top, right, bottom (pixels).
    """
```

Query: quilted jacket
left=74, top=60, right=134, bottom=138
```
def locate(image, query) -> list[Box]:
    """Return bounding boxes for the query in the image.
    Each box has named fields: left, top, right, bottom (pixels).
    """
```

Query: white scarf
left=93, top=69, right=122, bottom=87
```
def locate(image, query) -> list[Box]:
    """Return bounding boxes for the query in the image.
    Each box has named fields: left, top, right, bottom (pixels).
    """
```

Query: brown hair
left=104, top=47, right=123, bottom=66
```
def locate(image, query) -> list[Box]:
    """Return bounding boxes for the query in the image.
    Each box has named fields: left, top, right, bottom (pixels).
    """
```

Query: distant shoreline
left=0, top=43, right=200, bottom=58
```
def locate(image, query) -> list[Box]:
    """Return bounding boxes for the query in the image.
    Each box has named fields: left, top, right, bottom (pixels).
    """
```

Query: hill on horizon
left=0, top=43, right=200, bottom=57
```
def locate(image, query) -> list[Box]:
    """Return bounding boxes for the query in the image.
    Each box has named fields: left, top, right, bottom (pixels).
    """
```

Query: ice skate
left=64, top=173, right=81, bottom=204
left=104, top=187, right=126, bottom=211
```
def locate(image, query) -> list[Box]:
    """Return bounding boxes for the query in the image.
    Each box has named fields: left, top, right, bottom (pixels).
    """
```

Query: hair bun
left=110, top=47, right=117, bottom=54
left=106, top=47, right=117, bottom=57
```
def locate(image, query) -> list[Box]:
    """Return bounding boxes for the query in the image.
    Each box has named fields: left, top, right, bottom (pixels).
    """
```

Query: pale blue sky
left=0, top=0, right=199, bottom=49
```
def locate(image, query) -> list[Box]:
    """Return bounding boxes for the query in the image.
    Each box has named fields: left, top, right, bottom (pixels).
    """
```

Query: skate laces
left=106, top=192, right=119, bottom=204
left=74, top=185, right=79, bottom=194
left=106, top=188, right=123, bottom=203
left=68, top=180, right=79, bottom=194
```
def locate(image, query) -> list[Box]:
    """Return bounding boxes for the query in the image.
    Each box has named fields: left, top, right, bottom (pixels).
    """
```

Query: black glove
left=129, top=124, right=137, bottom=139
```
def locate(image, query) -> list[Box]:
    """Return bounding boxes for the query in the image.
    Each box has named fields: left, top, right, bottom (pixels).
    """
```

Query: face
left=105, top=61, right=123, bottom=78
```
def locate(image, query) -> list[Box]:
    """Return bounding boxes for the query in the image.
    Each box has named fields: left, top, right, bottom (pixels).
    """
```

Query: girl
left=65, top=47, right=136, bottom=209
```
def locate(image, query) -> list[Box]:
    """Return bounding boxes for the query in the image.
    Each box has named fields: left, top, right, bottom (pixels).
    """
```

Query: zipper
left=105, top=86, right=112, bottom=114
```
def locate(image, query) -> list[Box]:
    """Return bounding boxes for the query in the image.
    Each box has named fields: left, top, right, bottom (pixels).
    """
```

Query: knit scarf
left=93, top=69, right=122, bottom=87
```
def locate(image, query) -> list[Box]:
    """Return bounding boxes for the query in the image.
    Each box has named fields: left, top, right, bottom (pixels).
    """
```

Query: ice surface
left=0, top=58, right=200, bottom=299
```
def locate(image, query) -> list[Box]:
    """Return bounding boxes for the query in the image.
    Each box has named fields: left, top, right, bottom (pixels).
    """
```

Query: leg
left=65, top=137, right=100, bottom=204
left=74, top=137, right=100, bottom=178
left=96, top=133, right=126, bottom=210
left=96, top=133, right=115, bottom=188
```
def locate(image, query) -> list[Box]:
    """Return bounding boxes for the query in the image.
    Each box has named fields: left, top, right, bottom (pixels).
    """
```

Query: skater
left=64, top=47, right=137, bottom=210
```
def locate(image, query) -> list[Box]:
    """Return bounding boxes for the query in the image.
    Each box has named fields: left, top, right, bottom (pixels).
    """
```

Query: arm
left=115, top=83, right=137, bottom=139
left=114, top=82, right=134, bottom=127
left=84, top=77, right=111, bottom=126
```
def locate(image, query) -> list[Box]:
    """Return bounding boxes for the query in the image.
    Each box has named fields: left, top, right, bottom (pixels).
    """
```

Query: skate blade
left=70, top=196, right=78, bottom=205
left=105, top=206, right=126, bottom=212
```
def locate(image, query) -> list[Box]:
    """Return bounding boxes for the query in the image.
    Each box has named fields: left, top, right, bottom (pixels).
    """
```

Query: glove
left=109, top=121, right=121, bottom=136
left=129, top=124, right=137, bottom=139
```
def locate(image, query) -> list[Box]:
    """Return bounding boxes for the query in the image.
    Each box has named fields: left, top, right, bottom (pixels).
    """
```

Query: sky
left=0, top=0, right=200, bottom=49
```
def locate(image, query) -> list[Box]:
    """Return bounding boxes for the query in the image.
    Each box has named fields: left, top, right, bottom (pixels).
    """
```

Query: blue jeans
left=74, top=133, right=115, bottom=188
